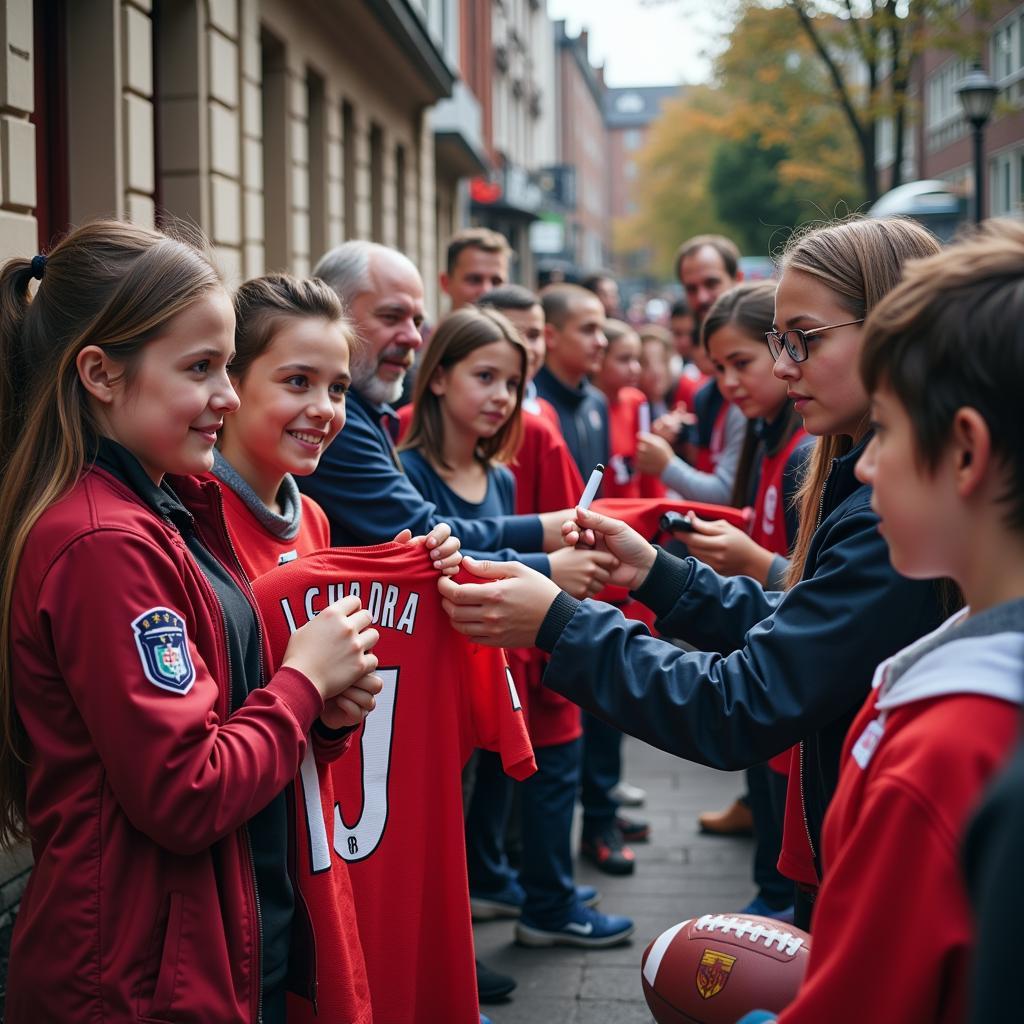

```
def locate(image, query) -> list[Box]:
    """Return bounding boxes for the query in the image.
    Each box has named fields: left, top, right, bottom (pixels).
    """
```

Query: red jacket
left=6, top=467, right=340, bottom=1023
left=778, top=608, right=1022, bottom=1024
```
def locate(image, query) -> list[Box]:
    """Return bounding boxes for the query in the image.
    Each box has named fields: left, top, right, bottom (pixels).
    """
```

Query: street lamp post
left=956, top=62, right=998, bottom=224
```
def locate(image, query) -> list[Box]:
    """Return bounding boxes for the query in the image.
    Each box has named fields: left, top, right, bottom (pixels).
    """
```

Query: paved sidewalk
left=474, top=736, right=756, bottom=1023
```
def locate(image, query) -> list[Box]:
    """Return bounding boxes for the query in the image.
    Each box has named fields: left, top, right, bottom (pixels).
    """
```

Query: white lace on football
left=694, top=914, right=806, bottom=956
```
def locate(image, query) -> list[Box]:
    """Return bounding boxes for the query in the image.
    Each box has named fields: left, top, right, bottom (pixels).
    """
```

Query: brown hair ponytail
left=0, top=219, right=222, bottom=844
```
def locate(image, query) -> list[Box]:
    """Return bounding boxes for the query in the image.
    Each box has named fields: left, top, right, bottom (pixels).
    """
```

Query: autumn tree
left=616, top=4, right=863, bottom=273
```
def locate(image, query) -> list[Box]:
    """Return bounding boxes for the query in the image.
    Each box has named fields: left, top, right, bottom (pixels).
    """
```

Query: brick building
left=877, top=0, right=1024, bottom=217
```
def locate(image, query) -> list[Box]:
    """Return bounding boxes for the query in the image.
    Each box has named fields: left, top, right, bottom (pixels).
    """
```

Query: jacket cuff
left=501, top=514, right=543, bottom=554
left=268, top=665, right=324, bottom=733
left=630, top=547, right=692, bottom=619
left=313, top=718, right=357, bottom=740
left=536, top=591, right=581, bottom=653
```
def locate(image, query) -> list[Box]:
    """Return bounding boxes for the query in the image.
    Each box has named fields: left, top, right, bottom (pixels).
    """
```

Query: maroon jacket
left=6, top=466, right=342, bottom=1023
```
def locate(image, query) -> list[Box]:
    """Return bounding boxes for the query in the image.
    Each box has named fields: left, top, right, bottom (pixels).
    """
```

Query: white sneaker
left=610, top=780, right=646, bottom=807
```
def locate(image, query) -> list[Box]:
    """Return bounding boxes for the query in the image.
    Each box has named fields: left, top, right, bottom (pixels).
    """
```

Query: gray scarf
left=210, top=449, right=303, bottom=541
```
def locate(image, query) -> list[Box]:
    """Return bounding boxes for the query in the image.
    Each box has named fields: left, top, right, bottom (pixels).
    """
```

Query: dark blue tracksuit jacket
left=299, top=388, right=550, bottom=573
left=534, top=434, right=946, bottom=877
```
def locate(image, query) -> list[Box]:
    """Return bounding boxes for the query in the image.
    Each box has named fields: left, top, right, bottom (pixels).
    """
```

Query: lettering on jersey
left=761, top=484, right=779, bottom=537
left=279, top=583, right=419, bottom=635
left=131, top=607, right=195, bottom=695
left=504, top=666, right=522, bottom=712
left=300, top=666, right=400, bottom=870
left=278, top=549, right=299, bottom=565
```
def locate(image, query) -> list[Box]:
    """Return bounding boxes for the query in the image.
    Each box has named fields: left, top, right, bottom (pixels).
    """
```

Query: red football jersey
left=510, top=406, right=584, bottom=516
left=215, top=481, right=372, bottom=1024
left=252, top=543, right=536, bottom=1024
left=605, top=386, right=666, bottom=500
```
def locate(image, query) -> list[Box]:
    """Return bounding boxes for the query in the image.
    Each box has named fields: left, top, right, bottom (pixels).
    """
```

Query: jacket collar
left=93, top=436, right=192, bottom=529
left=535, top=365, right=588, bottom=408
left=822, top=431, right=872, bottom=517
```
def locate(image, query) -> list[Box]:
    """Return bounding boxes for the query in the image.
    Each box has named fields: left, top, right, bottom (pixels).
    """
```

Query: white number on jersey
left=299, top=666, right=399, bottom=870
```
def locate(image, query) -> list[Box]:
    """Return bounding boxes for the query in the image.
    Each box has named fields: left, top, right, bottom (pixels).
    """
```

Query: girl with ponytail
left=0, top=221, right=380, bottom=1022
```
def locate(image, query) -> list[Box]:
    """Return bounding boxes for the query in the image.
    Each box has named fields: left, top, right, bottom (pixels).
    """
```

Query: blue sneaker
left=515, top=903, right=635, bottom=948
left=740, top=896, right=795, bottom=923
left=471, top=879, right=600, bottom=920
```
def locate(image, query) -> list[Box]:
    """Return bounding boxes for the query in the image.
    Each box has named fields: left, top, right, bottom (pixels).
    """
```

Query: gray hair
left=312, top=241, right=377, bottom=305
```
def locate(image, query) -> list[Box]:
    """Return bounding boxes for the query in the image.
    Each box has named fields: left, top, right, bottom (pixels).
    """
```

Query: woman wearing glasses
left=437, top=217, right=949, bottom=929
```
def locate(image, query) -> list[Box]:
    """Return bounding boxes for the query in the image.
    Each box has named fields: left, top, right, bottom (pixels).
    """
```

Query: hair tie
left=29, top=254, right=47, bottom=280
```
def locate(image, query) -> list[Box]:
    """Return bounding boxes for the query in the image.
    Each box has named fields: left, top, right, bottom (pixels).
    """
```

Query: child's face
left=431, top=339, right=522, bottom=441
left=640, top=339, right=670, bottom=401
left=670, top=314, right=697, bottom=360
left=856, top=387, right=960, bottom=580
left=93, top=290, right=238, bottom=483
left=596, top=334, right=642, bottom=395
left=224, top=317, right=351, bottom=486
left=546, top=296, right=607, bottom=382
left=772, top=269, right=869, bottom=438
left=501, top=304, right=546, bottom=382
left=707, top=323, right=787, bottom=422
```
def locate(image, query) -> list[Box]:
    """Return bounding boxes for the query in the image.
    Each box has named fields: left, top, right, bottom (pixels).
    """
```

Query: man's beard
left=351, top=348, right=408, bottom=406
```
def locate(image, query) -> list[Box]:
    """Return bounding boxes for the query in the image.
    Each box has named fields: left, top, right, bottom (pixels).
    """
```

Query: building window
left=991, top=10, right=1024, bottom=104
left=624, top=129, right=642, bottom=151
left=990, top=145, right=1024, bottom=217
left=624, top=160, right=637, bottom=180
left=369, top=122, right=383, bottom=243
left=342, top=100, right=356, bottom=239
left=395, top=142, right=406, bottom=251
left=307, top=69, right=326, bottom=266
left=261, top=28, right=289, bottom=271
left=925, top=58, right=968, bottom=153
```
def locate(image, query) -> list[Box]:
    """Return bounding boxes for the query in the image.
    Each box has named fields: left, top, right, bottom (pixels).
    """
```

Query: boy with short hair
left=742, top=219, right=1024, bottom=1024
left=440, top=227, right=511, bottom=311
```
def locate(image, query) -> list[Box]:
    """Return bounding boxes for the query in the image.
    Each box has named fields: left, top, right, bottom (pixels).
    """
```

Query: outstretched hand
left=437, top=556, right=562, bottom=648
left=560, top=507, right=657, bottom=591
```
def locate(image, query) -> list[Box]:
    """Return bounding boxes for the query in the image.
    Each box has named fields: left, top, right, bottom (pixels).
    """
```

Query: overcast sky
left=545, top=0, right=723, bottom=87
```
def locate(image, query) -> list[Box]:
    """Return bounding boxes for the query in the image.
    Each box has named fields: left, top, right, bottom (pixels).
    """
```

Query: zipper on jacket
left=166, top=509, right=265, bottom=1024
left=209, top=491, right=269, bottom=1024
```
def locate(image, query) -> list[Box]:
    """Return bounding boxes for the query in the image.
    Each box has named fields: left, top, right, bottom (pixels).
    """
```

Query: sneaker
left=740, top=896, right=795, bottom=923
left=476, top=959, right=516, bottom=1003
left=516, top=903, right=635, bottom=948
left=609, top=780, right=647, bottom=807
left=471, top=880, right=601, bottom=920
left=580, top=828, right=636, bottom=876
left=697, top=797, right=754, bottom=836
left=470, top=879, right=526, bottom=921
left=616, top=815, right=651, bottom=844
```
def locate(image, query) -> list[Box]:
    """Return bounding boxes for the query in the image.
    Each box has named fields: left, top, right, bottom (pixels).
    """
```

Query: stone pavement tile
left=579, top=963, right=645, bottom=1002
left=575, top=999, right=655, bottom=1023
left=486, top=996, right=581, bottom=1023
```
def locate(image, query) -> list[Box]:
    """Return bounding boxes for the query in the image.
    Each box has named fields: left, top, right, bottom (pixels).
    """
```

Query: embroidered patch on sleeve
left=131, top=607, right=196, bottom=695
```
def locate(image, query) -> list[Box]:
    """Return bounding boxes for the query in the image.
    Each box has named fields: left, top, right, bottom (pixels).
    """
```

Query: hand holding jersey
left=281, top=593, right=381, bottom=704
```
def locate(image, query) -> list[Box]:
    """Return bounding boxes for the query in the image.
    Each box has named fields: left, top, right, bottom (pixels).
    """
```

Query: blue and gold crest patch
left=131, top=607, right=195, bottom=695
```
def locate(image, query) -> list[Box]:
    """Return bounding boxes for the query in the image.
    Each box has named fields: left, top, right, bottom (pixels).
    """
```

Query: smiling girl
left=0, top=223, right=381, bottom=1023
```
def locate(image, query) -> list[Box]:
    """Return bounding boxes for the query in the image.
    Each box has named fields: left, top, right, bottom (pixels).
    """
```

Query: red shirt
left=216, top=481, right=371, bottom=1024
left=672, top=366, right=706, bottom=412
left=605, top=386, right=665, bottom=500
left=217, top=483, right=331, bottom=580
left=253, top=543, right=536, bottom=1024
left=749, top=429, right=808, bottom=558
left=509, top=405, right=584, bottom=746
left=779, top=690, right=1017, bottom=1023
left=510, top=405, right=584, bottom=516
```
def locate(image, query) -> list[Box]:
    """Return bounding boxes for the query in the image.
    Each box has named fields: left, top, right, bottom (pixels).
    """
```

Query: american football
left=641, top=913, right=812, bottom=1024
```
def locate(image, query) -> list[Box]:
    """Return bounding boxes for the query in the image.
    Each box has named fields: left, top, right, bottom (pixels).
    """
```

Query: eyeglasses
left=765, top=319, right=865, bottom=364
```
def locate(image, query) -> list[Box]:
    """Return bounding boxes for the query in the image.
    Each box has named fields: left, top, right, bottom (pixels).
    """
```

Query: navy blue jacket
left=536, top=434, right=946, bottom=876
left=299, top=389, right=549, bottom=573
left=533, top=366, right=609, bottom=482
